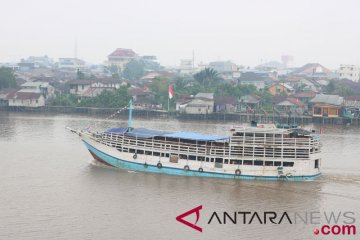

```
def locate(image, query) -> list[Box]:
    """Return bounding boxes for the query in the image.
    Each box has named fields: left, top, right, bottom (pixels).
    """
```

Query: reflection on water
left=0, top=112, right=359, bottom=240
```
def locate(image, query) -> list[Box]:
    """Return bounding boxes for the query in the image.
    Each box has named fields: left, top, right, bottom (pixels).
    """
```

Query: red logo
left=176, top=205, right=203, bottom=232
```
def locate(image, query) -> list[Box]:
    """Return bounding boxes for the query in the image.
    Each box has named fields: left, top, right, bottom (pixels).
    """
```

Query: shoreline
left=1, top=106, right=359, bottom=126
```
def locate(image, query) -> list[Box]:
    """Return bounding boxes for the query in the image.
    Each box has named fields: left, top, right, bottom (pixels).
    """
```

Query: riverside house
left=177, top=93, right=214, bottom=114
left=310, top=94, right=343, bottom=117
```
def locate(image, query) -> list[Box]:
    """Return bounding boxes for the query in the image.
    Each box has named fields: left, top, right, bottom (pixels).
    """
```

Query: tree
left=76, top=69, right=85, bottom=80
left=193, top=68, right=219, bottom=88
left=78, top=86, right=130, bottom=108
left=0, top=67, right=17, bottom=90
left=123, top=60, right=144, bottom=81
left=325, top=80, right=336, bottom=94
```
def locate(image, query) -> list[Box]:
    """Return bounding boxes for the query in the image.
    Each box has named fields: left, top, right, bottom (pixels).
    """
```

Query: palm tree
left=193, top=68, right=219, bottom=88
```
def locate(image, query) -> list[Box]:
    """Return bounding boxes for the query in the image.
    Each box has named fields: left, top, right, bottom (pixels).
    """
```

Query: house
left=20, top=81, right=55, bottom=99
left=291, top=91, right=316, bottom=106
left=68, top=80, right=92, bottom=96
left=339, top=65, right=360, bottom=82
left=69, top=79, right=121, bottom=97
left=238, top=95, right=261, bottom=112
left=239, top=72, right=266, bottom=90
left=309, top=94, right=343, bottom=117
left=107, top=48, right=138, bottom=70
left=267, top=83, right=294, bottom=95
left=176, top=96, right=194, bottom=112
left=275, top=97, right=305, bottom=115
left=128, top=87, right=153, bottom=103
left=58, top=58, right=85, bottom=69
left=214, top=96, right=236, bottom=113
left=293, top=63, right=332, bottom=78
left=178, top=93, right=214, bottom=114
left=6, top=91, right=45, bottom=108
left=343, top=95, right=360, bottom=118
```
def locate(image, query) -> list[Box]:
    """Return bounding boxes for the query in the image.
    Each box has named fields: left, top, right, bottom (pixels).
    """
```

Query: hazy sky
left=1, top=0, right=360, bottom=68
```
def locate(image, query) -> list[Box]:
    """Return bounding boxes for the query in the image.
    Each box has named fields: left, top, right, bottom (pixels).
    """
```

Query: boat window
left=315, top=159, right=319, bottom=168
left=274, top=161, right=281, bottom=166
left=189, top=155, right=196, bottom=161
left=215, top=158, right=223, bottom=163
left=265, top=161, right=273, bottom=166
left=254, top=160, right=264, bottom=166
left=137, top=150, right=144, bottom=154
left=153, top=152, right=160, bottom=156
left=129, top=149, right=135, bottom=153
left=179, top=154, right=187, bottom=159
left=197, top=156, right=205, bottom=161
left=123, top=148, right=128, bottom=152
left=283, top=162, right=294, bottom=167
left=224, top=159, right=229, bottom=164
left=245, top=132, right=254, bottom=137
left=211, top=158, right=214, bottom=162
left=230, top=160, right=242, bottom=165
left=205, top=157, right=210, bottom=162
left=165, top=153, right=169, bottom=158
left=145, top=151, right=152, bottom=155
left=243, top=160, right=253, bottom=165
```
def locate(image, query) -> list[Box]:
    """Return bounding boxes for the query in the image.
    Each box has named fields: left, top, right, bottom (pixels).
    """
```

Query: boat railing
left=95, top=132, right=320, bottom=159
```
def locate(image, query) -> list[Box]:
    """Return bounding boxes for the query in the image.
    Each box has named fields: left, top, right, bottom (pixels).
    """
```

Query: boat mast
left=128, top=98, right=133, bottom=129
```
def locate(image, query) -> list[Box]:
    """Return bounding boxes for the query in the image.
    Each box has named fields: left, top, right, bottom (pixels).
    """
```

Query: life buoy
left=198, top=167, right=203, bottom=173
left=133, top=153, right=137, bottom=159
left=157, top=162, right=162, bottom=168
left=184, top=165, right=190, bottom=171
left=235, top=169, right=241, bottom=176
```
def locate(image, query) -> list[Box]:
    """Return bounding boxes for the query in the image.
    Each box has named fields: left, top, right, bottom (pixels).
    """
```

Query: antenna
left=74, top=38, right=78, bottom=59
left=192, top=49, right=195, bottom=69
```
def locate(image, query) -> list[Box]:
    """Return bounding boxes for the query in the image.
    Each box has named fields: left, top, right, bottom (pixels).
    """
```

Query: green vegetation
left=49, top=86, right=130, bottom=108
left=48, top=94, right=78, bottom=106
left=78, top=86, right=130, bottom=108
left=0, top=67, right=17, bottom=90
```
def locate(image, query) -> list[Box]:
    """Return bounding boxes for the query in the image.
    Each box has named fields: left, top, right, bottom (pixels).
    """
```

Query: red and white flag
left=169, top=85, right=174, bottom=99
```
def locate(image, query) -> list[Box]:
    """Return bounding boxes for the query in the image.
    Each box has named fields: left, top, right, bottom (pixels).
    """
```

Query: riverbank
left=1, top=105, right=360, bottom=125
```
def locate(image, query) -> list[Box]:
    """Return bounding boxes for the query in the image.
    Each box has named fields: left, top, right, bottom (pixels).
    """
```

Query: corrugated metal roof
left=162, top=132, right=229, bottom=141
left=310, top=94, right=343, bottom=106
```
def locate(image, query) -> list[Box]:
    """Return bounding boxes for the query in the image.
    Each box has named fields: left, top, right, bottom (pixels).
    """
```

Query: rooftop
left=310, top=94, right=344, bottom=106
left=108, top=48, right=137, bottom=58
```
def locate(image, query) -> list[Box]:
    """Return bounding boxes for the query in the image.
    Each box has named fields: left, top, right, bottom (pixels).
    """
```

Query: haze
left=1, top=0, right=359, bottom=68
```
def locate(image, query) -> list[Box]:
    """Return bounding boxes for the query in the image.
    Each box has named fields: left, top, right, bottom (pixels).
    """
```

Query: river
left=0, top=112, right=359, bottom=240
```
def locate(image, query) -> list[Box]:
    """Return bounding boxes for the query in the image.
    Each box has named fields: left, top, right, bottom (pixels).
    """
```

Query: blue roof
left=104, top=127, right=228, bottom=141
left=162, top=132, right=229, bottom=141
left=105, top=127, right=128, bottom=134
left=125, top=128, right=170, bottom=139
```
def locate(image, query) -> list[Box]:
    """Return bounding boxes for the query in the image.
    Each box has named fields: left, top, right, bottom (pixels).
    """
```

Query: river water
left=0, top=112, right=359, bottom=240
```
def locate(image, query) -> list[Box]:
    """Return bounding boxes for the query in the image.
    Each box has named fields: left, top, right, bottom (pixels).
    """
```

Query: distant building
left=68, top=78, right=121, bottom=97
left=6, top=91, right=45, bottom=108
left=107, top=48, right=138, bottom=70
left=293, top=63, right=332, bottom=78
left=339, top=65, right=360, bottom=82
left=179, top=59, right=193, bottom=74
left=267, top=83, right=294, bottom=95
left=23, top=56, right=54, bottom=68
left=214, top=96, right=236, bottom=113
left=20, top=82, right=55, bottom=99
left=239, top=72, right=266, bottom=90
left=275, top=97, right=305, bottom=115
left=177, top=93, right=214, bottom=114
left=58, top=58, right=85, bottom=69
left=309, top=94, right=343, bottom=118
left=292, top=91, right=316, bottom=105
left=238, top=95, right=261, bottom=111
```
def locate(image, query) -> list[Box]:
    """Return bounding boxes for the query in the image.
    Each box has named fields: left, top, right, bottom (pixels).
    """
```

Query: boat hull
left=82, top=139, right=321, bottom=181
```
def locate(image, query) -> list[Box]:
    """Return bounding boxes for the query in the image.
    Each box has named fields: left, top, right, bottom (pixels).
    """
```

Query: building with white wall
left=339, top=65, right=360, bottom=82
